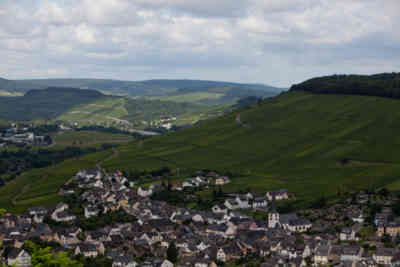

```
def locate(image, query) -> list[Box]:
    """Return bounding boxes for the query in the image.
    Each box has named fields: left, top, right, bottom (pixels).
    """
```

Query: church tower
left=268, top=197, right=279, bottom=228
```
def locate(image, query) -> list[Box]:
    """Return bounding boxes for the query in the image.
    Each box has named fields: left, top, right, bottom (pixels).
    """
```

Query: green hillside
left=56, top=97, right=204, bottom=127
left=4, top=91, right=400, bottom=212
left=102, top=92, right=400, bottom=202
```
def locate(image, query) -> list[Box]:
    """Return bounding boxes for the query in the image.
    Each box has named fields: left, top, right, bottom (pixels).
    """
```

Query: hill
left=291, top=72, right=400, bottom=98
left=4, top=90, right=400, bottom=212
left=56, top=96, right=204, bottom=127
left=0, top=78, right=284, bottom=105
left=0, top=87, right=208, bottom=127
left=0, top=87, right=106, bottom=121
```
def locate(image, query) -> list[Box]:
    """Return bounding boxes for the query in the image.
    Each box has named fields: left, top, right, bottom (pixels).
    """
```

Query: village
left=1, top=168, right=400, bottom=267
left=0, top=124, right=52, bottom=148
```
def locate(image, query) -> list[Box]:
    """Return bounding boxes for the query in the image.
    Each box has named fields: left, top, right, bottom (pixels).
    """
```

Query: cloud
left=0, top=0, right=398, bottom=87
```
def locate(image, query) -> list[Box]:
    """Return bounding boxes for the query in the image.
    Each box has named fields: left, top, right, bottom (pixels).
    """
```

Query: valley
left=4, top=83, right=400, bottom=214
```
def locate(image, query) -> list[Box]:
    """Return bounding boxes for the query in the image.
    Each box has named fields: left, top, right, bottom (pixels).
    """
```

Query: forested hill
left=0, top=87, right=107, bottom=121
left=290, top=73, right=400, bottom=98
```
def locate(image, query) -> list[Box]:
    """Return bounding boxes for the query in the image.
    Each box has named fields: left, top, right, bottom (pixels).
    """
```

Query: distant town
left=0, top=124, right=52, bottom=148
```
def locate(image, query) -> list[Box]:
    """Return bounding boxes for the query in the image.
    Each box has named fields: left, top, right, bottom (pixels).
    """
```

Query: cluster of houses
left=180, top=173, right=230, bottom=190
left=0, top=125, right=51, bottom=147
left=149, top=117, right=177, bottom=131
left=136, top=172, right=230, bottom=196
left=2, top=169, right=400, bottom=266
left=222, top=189, right=289, bottom=211
left=375, top=207, right=400, bottom=238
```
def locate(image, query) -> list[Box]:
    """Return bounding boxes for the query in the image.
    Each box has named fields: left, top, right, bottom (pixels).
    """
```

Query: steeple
left=268, top=194, right=279, bottom=228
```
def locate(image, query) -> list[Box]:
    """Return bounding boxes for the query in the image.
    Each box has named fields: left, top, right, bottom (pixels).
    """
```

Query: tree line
left=290, top=73, right=400, bottom=99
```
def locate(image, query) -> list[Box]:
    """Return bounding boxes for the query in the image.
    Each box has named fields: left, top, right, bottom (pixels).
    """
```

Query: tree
left=212, top=188, right=218, bottom=200
left=218, top=185, right=223, bottom=197
left=26, top=240, right=83, bottom=267
left=167, top=241, right=179, bottom=263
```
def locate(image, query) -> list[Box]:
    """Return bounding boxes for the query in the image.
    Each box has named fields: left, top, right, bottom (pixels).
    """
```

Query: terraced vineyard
left=5, top=91, right=400, bottom=212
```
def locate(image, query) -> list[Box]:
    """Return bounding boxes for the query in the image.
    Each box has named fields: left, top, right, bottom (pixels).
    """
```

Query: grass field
left=153, top=92, right=224, bottom=103
left=56, top=97, right=128, bottom=126
left=5, top=91, right=400, bottom=212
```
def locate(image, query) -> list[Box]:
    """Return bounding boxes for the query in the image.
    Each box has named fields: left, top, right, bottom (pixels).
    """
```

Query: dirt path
left=96, top=147, right=120, bottom=169
left=12, top=182, right=30, bottom=206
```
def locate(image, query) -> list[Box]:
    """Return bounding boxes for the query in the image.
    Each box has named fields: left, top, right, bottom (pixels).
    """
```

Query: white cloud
left=0, top=0, right=398, bottom=87
left=75, top=24, right=97, bottom=44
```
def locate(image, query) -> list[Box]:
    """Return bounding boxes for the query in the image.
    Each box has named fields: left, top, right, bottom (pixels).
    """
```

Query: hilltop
left=291, top=72, right=400, bottom=98
left=0, top=87, right=106, bottom=121
left=0, top=78, right=284, bottom=105
left=4, top=89, right=400, bottom=212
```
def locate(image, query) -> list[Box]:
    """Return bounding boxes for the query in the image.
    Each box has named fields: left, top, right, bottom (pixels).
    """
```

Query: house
left=352, top=213, right=365, bottom=223
left=54, top=202, right=69, bottom=213
left=224, top=199, right=239, bottom=210
left=268, top=208, right=280, bottom=228
left=216, top=248, right=227, bottom=262
left=54, top=228, right=81, bottom=247
left=235, top=196, right=250, bottom=209
left=251, top=197, right=268, bottom=209
left=280, top=214, right=312, bottom=233
left=266, top=189, right=289, bottom=201
left=52, top=211, right=76, bottom=222
left=194, top=259, right=217, bottom=267
left=156, top=259, right=174, bottom=267
left=51, top=202, right=76, bottom=222
left=84, top=206, right=100, bottom=218
left=385, top=222, right=400, bottom=237
left=215, top=176, right=230, bottom=185
left=341, top=246, right=363, bottom=263
left=75, top=243, right=99, bottom=258
left=314, top=246, right=330, bottom=265
left=112, top=255, right=138, bottom=267
left=373, top=248, right=396, bottom=265
left=7, top=248, right=31, bottom=267
left=137, top=186, right=153, bottom=197
left=28, top=206, right=48, bottom=217
left=340, top=228, right=357, bottom=241
left=375, top=213, right=390, bottom=226
left=212, top=205, right=228, bottom=214
left=206, top=224, right=236, bottom=238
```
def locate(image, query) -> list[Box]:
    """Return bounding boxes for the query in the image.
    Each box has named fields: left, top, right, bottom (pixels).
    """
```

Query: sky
left=0, top=0, right=399, bottom=87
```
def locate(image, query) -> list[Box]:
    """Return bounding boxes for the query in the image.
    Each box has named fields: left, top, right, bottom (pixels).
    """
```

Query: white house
left=224, top=199, right=240, bottom=210
left=215, top=176, right=230, bottom=185
left=212, top=204, right=228, bottom=214
left=266, top=189, right=289, bottom=201
left=84, top=206, right=100, bottom=219
left=217, top=248, right=227, bottom=262
left=7, top=248, right=31, bottom=267
left=137, top=186, right=153, bottom=197
left=251, top=197, right=268, bottom=208
left=340, top=228, right=358, bottom=241
left=235, top=196, right=250, bottom=209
